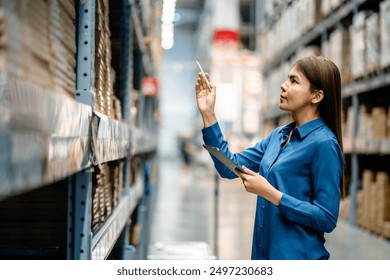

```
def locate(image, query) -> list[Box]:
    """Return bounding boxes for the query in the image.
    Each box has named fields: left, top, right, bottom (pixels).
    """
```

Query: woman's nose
left=280, top=82, right=286, bottom=92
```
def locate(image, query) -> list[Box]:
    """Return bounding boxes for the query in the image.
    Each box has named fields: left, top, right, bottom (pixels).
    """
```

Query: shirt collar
left=280, top=118, right=326, bottom=139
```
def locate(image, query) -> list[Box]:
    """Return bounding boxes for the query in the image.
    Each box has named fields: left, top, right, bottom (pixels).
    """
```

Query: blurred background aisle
left=0, top=0, right=390, bottom=260
left=149, top=0, right=390, bottom=260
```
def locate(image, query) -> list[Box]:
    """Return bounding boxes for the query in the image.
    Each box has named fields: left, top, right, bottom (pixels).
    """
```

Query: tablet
left=202, top=144, right=245, bottom=175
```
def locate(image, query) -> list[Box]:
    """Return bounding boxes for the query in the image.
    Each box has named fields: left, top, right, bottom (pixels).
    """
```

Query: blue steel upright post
left=67, top=0, right=96, bottom=260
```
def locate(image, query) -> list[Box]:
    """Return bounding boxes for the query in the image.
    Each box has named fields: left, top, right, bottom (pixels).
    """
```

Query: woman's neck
left=292, top=111, right=320, bottom=127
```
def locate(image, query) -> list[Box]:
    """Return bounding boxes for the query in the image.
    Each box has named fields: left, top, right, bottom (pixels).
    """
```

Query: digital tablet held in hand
left=202, top=144, right=245, bottom=175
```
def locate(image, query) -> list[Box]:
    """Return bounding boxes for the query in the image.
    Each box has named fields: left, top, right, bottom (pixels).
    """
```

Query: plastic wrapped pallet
left=365, top=12, right=380, bottom=74
left=380, top=0, right=390, bottom=69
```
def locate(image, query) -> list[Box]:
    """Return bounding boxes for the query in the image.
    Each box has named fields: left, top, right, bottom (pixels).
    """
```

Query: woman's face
left=279, top=65, right=314, bottom=114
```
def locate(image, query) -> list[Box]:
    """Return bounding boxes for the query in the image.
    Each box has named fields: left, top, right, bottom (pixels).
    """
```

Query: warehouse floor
left=149, top=155, right=390, bottom=260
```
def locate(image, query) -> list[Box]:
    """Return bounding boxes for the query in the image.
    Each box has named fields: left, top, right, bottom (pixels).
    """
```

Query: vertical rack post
left=67, top=0, right=96, bottom=260
left=348, top=94, right=360, bottom=225
left=75, top=0, right=96, bottom=106
left=348, top=0, right=360, bottom=227
left=68, top=170, right=93, bottom=259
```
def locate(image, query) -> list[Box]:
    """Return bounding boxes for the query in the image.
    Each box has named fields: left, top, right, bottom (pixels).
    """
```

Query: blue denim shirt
left=202, top=118, right=344, bottom=260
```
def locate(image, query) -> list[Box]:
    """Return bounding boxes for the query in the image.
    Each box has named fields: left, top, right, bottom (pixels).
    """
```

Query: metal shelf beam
left=0, top=75, right=130, bottom=199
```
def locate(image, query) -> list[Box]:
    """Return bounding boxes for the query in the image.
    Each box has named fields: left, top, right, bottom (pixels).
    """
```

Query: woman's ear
left=311, top=90, right=324, bottom=104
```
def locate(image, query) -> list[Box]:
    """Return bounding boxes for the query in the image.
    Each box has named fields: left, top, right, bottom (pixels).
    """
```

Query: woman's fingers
left=205, top=73, right=213, bottom=88
left=242, top=166, right=255, bottom=175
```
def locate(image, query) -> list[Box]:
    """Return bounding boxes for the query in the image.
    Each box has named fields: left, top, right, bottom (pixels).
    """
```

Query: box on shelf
left=350, top=11, right=370, bottom=79
left=380, top=0, right=390, bottom=69
left=365, top=12, right=380, bottom=74
left=357, top=170, right=390, bottom=239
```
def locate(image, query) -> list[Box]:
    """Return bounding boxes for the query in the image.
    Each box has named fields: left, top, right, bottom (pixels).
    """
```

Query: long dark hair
left=295, top=55, right=345, bottom=197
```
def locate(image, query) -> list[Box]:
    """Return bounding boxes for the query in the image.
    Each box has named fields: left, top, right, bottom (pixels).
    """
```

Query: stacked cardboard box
left=262, top=0, right=322, bottom=64
left=24, top=0, right=53, bottom=89
left=111, top=161, right=124, bottom=207
left=343, top=105, right=390, bottom=154
left=0, top=0, right=76, bottom=96
left=49, top=0, right=77, bottom=97
left=365, top=12, right=380, bottom=74
left=350, top=11, right=370, bottom=79
left=357, top=170, right=390, bottom=238
left=92, top=162, right=119, bottom=232
left=0, top=0, right=52, bottom=88
left=338, top=196, right=350, bottom=220
left=323, top=27, right=351, bottom=84
left=94, top=0, right=118, bottom=119
left=91, top=160, right=124, bottom=232
left=321, top=0, right=344, bottom=17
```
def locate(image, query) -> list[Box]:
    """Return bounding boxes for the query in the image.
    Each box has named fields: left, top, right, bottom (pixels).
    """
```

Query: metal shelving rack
left=0, top=0, right=158, bottom=259
left=257, top=0, right=390, bottom=237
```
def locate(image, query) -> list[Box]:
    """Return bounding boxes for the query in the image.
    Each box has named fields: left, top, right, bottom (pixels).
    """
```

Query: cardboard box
left=365, top=12, right=380, bottom=73
left=380, top=0, right=390, bottom=68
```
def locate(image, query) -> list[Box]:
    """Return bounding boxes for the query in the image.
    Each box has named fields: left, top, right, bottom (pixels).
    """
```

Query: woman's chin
left=279, top=104, right=288, bottom=111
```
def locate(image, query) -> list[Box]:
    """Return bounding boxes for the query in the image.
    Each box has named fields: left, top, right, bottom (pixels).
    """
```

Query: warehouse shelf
left=92, top=112, right=130, bottom=164
left=131, top=127, right=157, bottom=156
left=129, top=0, right=154, bottom=76
left=0, top=0, right=160, bottom=260
left=258, top=0, right=390, bottom=241
left=343, top=71, right=390, bottom=98
left=91, top=173, right=144, bottom=260
left=0, top=74, right=131, bottom=199
left=0, top=73, right=91, bottom=198
left=262, top=0, right=369, bottom=74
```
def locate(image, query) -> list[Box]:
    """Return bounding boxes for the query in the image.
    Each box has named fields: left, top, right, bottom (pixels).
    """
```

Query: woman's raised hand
left=195, top=72, right=217, bottom=127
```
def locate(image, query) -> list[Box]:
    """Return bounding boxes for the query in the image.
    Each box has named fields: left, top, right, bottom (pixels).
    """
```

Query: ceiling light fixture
left=161, top=0, right=177, bottom=50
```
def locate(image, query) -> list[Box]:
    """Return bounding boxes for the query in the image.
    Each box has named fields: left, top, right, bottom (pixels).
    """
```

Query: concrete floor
left=149, top=156, right=390, bottom=260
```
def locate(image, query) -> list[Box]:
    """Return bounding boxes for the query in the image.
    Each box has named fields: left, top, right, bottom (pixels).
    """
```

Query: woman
left=195, top=55, right=344, bottom=260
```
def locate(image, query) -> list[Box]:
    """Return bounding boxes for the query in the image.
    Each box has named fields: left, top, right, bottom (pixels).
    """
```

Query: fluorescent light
left=161, top=0, right=177, bottom=50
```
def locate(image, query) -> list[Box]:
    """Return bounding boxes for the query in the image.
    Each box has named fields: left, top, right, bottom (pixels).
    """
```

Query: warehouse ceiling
left=174, top=0, right=256, bottom=50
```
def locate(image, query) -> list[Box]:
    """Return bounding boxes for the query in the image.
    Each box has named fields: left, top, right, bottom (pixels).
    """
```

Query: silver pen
left=195, top=60, right=212, bottom=91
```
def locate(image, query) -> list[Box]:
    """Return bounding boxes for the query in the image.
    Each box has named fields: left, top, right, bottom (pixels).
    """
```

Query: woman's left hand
left=237, top=166, right=283, bottom=206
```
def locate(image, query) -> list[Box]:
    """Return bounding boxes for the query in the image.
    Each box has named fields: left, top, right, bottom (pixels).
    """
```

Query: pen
left=195, top=60, right=212, bottom=91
